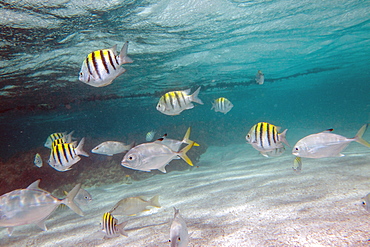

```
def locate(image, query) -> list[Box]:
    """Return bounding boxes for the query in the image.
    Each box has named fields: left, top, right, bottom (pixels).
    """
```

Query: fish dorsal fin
left=276, top=126, right=281, bottom=132
left=183, top=88, right=191, bottom=95
left=320, top=128, right=334, bottom=133
left=110, top=44, right=118, bottom=54
left=27, top=180, right=41, bottom=190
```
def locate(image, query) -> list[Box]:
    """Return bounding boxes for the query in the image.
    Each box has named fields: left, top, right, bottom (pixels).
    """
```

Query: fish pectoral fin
left=36, top=219, right=48, bottom=231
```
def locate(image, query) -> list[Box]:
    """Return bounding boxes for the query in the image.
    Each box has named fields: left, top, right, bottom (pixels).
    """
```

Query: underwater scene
left=1, top=0, right=370, bottom=246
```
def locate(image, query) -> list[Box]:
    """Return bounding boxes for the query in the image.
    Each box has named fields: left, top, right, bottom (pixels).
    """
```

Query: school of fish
left=1, top=39, right=369, bottom=247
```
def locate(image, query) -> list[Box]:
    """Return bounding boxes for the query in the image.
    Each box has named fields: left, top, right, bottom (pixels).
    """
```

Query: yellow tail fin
left=178, top=142, right=195, bottom=166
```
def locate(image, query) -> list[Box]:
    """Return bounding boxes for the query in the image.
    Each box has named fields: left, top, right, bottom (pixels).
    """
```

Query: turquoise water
left=0, top=0, right=370, bottom=245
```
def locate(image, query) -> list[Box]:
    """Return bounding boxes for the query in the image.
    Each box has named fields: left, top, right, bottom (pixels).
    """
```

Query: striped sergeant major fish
left=156, top=87, right=203, bottom=116
left=48, top=138, right=89, bottom=172
left=79, top=41, right=133, bottom=87
left=100, top=212, right=128, bottom=239
left=44, top=131, right=74, bottom=149
left=211, top=97, right=234, bottom=114
left=246, top=122, right=290, bottom=157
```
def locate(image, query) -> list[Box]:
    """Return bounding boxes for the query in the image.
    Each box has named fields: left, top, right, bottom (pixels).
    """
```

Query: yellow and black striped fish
left=156, top=87, right=203, bottom=116
left=48, top=138, right=89, bottom=172
left=245, top=122, right=290, bottom=156
left=211, top=97, right=234, bottom=114
left=101, top=212, right=128, bottom=239
left=79, top=42, right=133, bottom=87
left=44, top=131, right=74, bottom=149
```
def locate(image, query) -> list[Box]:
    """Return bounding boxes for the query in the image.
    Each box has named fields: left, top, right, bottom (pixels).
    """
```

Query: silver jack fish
left=109, top=195, right=161, bottom=216
left=121, top=141, right=195, bottom=173
left=155, top=127, right=199, bottom=152
left=0, top=180, right=83, bottom=236
left=156, top=87, right=204, bottom=116
left=169, top=208, right=189, bottom=247
left=211, top=97, right=234, bottom=114
left=362, top=193, right=370, bottom=212
left=246, top=122, right=290, bottom=157
left=99, top=212, right=128, bottom=239
left=91, top=141, right=134, bottom=156
left=64, top=188, right=92, bottom=207
left=292, top=124, right=370, bottom=170
left=79, top=41, right=133, bottom=87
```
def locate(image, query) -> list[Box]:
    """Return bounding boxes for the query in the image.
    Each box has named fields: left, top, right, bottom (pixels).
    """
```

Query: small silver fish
left=91, top=141, right=134, bottom=156
left=211, top=97, right=234, bottom=114
left=109, top=195, right=160, bottom=216
left=79, top=42, right=133, bottom=87
left=0, top=180, right=83, bottom=236
left=48, top=138, right=89, bottom=172
left=34, top=153, right=43, bottom=168
left=255, top=70, right=264, bottom=85
left=362, top=193, right=370, bottom=212
left=155, top=127, right=199, bottom=152
left=100, top=212, right=128, bottom=239
left=146, top=131, right=156, bottom=142
left=292, top=124, right=370, bottom=159
left=64, top=188, right=92, bottom=206
left=156, top=87, right=204, bottom=116
left=169, top=208, right=189, bottom=247
left=44, top=131, right=74, bottom=149
left=246, top=122, right=290, bottom=157
left=121, top=141, right=194, bottom=173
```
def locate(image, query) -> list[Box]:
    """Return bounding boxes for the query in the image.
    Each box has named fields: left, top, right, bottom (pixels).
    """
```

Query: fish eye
left=168, top=240, right=171, bottom=243
left=363, top=201, right=366, bottom=205
left=79, top=72, right=83, bottom=76
left=128, top=155, right=134, bottom=160
left=178, top=237, right=181, bottom=241
left=295, top=147, right=299, bottom=151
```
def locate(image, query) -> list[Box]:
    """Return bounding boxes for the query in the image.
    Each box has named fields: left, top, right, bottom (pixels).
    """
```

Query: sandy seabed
left=1, top=143, right=370, bottom=247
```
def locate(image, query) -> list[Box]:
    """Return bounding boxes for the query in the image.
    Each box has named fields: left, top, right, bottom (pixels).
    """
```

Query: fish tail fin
left=178, top=142, right=195, bottom=166
left=354, top=124, right=370, bottom=148
left=182, top=127, right=200, bottom=147
left=62, top=184, right=84, bottom=216
left=190, top=87, right=204, bottom=105
left=279, top=129, right=290, bottom=147
left=117, top=221, right=128, bottom=237
left=150, top=195, right=161, bottom=208
left=119, top=41, right=133, bottom=64
left=76, top=137, right=89, bottom=157
left=211, top=101, right=215, bottom=110
left=173, top=207, right=180, bottom=217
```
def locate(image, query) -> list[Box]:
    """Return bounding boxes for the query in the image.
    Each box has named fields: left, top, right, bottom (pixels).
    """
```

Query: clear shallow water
left=0, top=0, right=370, bottom=245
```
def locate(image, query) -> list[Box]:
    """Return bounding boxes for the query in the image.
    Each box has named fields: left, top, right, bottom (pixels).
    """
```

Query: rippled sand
left=1, top=143, right=370, bottom=247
